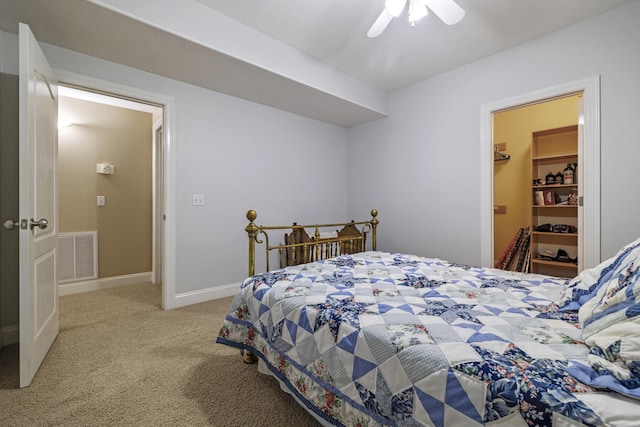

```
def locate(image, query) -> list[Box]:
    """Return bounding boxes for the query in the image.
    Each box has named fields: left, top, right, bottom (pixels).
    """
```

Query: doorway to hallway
left=57, top=85, right=165, bottom=297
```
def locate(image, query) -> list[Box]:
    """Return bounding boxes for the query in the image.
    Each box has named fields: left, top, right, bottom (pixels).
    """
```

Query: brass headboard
left=245, top=209, right=379, bottom=276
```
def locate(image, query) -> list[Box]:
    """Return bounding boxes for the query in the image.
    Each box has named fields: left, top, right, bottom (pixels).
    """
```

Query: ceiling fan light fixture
left=385, top=0, right=407, bottom=17
left=368, top=0, right=463, bottom=38
left=409, top=0, right=428, bottom=24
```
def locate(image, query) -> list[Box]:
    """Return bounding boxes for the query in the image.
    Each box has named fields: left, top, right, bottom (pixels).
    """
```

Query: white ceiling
left=193, top=0, right=634, bottom=92
left=0, top=0, right=635, bottom=127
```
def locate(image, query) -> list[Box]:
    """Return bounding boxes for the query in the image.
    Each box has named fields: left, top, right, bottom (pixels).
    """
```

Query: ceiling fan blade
left=367, top=9, right=393, bottom=38
left=426, top=0, right=465, bottom=25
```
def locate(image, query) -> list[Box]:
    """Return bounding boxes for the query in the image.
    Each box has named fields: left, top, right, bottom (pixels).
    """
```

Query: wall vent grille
left=58, top=232, right=98, bottom=283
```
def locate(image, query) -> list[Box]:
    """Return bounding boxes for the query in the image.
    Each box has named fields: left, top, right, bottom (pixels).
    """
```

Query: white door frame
left=152, top=119, right=163, bottom=286
left=55, top=70, right=177, bottom=309
left=480, top=76, right=601, bottom=270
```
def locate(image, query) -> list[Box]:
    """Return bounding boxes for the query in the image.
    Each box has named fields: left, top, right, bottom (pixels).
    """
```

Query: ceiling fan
left=367, top=0, right=465, bottom=38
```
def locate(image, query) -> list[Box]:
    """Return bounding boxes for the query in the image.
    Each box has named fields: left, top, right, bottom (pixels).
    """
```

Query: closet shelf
left=531, top=258, right=578, bottom=268
left=530, top=124, right=579, bottom=278
left=531, top=231, right=577, bottom=237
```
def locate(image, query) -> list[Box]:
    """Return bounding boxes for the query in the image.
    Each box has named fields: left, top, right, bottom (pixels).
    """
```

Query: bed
left=216, top=210, right=640, bottom=426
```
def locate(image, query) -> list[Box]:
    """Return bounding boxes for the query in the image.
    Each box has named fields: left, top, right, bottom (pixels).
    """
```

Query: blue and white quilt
left=217, top=250, right=640, bottom=426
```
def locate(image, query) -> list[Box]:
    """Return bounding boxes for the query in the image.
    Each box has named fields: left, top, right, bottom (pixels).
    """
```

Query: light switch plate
left=97, top=195, right=106, bottom=206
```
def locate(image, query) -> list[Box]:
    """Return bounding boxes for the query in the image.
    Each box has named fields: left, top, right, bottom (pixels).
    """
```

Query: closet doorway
left=492, top=95, right=581, bottom=277
left=58, top=86, right=164, bottom=297
left=480, top=76, right=601, bottom=273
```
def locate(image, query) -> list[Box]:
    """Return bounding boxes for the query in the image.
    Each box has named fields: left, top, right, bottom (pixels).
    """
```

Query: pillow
left=559, top=236, right=640, bottom=311
left=579, top=247, right=640, bottom=335
left=559, top=261, right=611, bottom=311
left=563, top=238, right=640, bottom=399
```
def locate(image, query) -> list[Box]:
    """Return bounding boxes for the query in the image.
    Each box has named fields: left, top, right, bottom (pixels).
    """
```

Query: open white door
left=18, top=23, right=59, bottom=388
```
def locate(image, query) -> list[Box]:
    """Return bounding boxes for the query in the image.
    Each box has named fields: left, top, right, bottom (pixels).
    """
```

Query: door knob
left=30, top=218, right=48, bottom=230
left=3, top=219, right=20, bottom=230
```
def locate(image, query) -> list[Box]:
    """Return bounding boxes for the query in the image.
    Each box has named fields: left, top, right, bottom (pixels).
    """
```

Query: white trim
left=173, top=283, right=240, bottom=308
left=53, top=69, right=177, bottom=309
left=151, top=119, right=163, bottom=286
left=480, top=76, right=601, bottom=270
left=162, top=98, right=176, bottom=309
left=58, top=272, right=152, bottom=296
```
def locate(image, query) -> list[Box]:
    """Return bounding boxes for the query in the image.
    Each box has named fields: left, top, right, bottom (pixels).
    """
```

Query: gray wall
left=0, top=31, right=350, bottom=309
left=348, top=0, right=640, bottom=265
left=0, top=72, right=19, bottom=342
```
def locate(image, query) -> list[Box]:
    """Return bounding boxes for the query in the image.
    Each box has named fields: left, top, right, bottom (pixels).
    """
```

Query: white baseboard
left=57, top=273, right=241, bottom=307
left=1, top=324, right=19, bottom=347
left=172, top=282, right=241, bottom=309
left=58, top=272, right=152, bottom=296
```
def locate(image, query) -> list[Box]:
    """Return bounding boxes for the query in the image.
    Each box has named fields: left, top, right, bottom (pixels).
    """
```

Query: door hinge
left=578, top=196, right=584, bottom=206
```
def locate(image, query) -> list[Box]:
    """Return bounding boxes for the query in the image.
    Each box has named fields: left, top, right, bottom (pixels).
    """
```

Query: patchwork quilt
left=217, top=251, right=640, bottom=426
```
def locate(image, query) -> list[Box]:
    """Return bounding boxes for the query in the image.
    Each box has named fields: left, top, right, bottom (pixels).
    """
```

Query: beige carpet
left=0, top=283, right=318, bottom=426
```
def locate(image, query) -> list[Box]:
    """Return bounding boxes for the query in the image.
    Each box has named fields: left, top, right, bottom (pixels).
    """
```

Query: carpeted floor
left=0, top=283, right=318, bottom=426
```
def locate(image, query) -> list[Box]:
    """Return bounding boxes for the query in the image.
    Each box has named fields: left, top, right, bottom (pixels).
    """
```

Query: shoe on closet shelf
left=537, top=249, right=556, bottom=260
left=553, top=224, right=578, bottom=234
left=555, top=249, right=573, bottom=263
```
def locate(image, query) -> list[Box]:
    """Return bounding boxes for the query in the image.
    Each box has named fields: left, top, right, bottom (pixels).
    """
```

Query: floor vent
left=58, top=232, right=98, bottom=283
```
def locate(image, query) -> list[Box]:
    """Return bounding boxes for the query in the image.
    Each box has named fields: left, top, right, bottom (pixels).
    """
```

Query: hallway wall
left=59, top=96, right=153, bottom=278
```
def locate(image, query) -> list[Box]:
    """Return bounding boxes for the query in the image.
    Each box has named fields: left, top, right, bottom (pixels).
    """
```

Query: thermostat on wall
left=97, top=163, right=115, bottom=174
